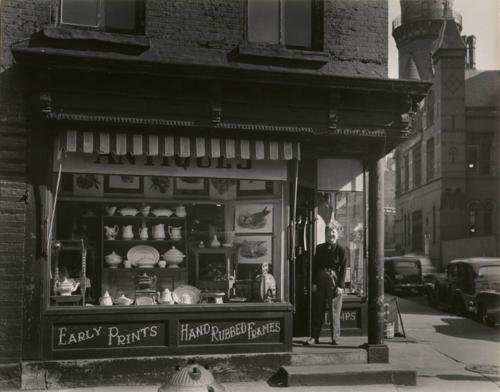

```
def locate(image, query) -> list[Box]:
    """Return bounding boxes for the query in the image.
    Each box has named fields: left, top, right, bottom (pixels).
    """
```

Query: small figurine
left=257, top=263, right=276, bottom=302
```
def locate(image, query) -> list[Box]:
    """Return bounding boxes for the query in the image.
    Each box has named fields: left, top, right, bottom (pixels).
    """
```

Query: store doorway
left=291, top=186, right=316, bottom=337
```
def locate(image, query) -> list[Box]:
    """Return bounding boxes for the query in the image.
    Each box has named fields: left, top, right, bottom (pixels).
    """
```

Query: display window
left=49, top=172, right=287, bottom=308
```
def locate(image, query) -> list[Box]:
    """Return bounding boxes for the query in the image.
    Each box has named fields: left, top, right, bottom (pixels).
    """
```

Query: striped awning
left=61, top=131, right=300, bottom=160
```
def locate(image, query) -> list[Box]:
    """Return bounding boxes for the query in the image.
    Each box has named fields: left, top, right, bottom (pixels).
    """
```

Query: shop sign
left=58, top=152, right=287, bottom=181
left=179, top=319, right=282, bottom=345
left=323, top=309, right=360, bottom=329
left=52, top=323, right=165, bottom=349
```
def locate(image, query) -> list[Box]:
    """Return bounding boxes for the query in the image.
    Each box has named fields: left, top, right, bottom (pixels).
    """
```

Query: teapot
left=104, top=225, right=119, bottom=240
left=152, top=223, right=166, bottom=240
left=158, top=288, right=174, bottom=304
left=175, top=205, right=187, bottom=218
left=99, top=290, right=113, bottom=306
left=55, top=277, right=80, bottom=296
left=168, top=226, right=182, bottom=240
left=122, top=225, right=134, bottom=240
left=138, top=226, right=149, bottom=240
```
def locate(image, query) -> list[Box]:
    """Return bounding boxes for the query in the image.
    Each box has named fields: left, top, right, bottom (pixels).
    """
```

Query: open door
left=291, top=186, right=316, bottom=337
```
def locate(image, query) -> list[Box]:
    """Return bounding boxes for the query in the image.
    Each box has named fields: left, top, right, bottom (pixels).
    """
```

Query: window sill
left=43, top=26, right=150, bottom=49
left=237, top=42, right=329, bottom=64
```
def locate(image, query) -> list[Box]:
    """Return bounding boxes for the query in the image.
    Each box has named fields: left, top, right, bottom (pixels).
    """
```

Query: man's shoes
left=304, top=337, right=320, bottom=346
left=331, top=339, right=339, bottom=345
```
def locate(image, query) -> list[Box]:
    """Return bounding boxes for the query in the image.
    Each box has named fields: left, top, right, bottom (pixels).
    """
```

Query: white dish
left=173, top=285, right=201, bottom=304
left=151, top=208, right=174, bottom=217
left=127, top=245, right=160, bottom=265
left=132, top=258, right=158, bottom=268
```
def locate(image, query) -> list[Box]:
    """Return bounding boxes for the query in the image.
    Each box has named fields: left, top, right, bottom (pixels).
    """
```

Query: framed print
left=237, top=180, right=274, bottom=196
left=104, top=175, right=143, bottom=194
left=234, top=204, right=273, bottom=233
left=74, top=174, right=104, bottom=197
left=209, top=178, right=237, bottom=200
left=144, top=176, right=173, bottom=198
left=174, top=177, right=208, bottom=195
left=236, top=235, right=272, bottom=264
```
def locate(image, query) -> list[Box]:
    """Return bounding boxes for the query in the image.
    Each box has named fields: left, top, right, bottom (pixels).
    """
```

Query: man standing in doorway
left=305, top=220, right=347, bottom=345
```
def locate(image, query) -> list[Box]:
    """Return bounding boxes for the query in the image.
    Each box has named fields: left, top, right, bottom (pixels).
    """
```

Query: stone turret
left=392, top=0, right=462, bottom=80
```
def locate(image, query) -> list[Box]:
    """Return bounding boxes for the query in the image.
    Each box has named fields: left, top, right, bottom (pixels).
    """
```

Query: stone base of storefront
left=21, top=343, right=370, bottom=390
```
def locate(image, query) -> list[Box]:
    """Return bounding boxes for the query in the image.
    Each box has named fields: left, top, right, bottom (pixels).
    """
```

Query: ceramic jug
left=168, top=226, right=182, bottom=240
left=152, top=223, right=166, bottom=240
left=139, top=226, right=149, bottom=240
left=175, top=205, right=187, bottom=218
left=99, top=290, right=113, bottom=306
left=104, top=225, right=119, bottom=240
left=122, top=225, right=134, bottom=240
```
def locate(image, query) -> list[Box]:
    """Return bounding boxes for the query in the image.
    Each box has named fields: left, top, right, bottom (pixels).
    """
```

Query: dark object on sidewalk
left=394, top=297, right=406, bottom=338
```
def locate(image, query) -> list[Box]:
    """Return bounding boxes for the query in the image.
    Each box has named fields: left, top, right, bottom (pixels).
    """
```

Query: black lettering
left=124, top=152, right=136, bottom=165
left=161, top=156, right=171, bottom=167
left=197, top=157, right=211, bottom=168
left=144, top=155, right=154, bottom=166
left=175, top=156, right=190, bottom=170
left=216, top=156, right=231, bottom=169
left=236, top=159, right=252, bottom=169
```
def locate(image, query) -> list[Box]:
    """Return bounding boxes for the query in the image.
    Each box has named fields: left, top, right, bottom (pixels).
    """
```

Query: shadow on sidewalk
left=435, top=373, right=500, bottom=382
left=434, top=318, right=500, bottom=342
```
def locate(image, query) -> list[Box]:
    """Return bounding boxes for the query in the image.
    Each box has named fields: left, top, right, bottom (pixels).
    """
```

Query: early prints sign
left=179, top=319, right=282, bottom=345
left=53, top=323, right=165, bottom=349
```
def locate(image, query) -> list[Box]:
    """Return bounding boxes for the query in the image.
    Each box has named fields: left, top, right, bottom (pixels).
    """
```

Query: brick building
left=392, top=0, right=499, bottom=268
left=1, top=0, right=427, bottom=388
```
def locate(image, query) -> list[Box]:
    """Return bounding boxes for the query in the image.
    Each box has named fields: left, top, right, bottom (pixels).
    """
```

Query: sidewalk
left=3, top=335, right=498, bottom=391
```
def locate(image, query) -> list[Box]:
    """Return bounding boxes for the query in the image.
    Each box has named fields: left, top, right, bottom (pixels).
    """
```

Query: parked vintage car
left=384, top=255, right=430, bottom=294
left=425, top=257, right=500, bottom=326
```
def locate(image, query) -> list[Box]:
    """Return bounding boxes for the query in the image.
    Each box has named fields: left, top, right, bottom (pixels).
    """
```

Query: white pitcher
left=138, top=226, right=149, bottom=240
left=122, top=225, right=134, bottom=240
left=152, top=223, right=166, bottom=240
left=168, top=226, right=182, bottom=240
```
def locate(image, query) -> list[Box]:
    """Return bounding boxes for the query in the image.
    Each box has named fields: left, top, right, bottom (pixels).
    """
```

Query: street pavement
left=4, top=295, right=499, bottom=391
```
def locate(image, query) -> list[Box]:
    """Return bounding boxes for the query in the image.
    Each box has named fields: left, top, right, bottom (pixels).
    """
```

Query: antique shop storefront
left=11, top=45, right=428, bottom=374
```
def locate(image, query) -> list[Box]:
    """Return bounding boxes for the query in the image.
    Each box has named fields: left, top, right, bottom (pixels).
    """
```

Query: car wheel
left=477, top=303, right=493, bottom=327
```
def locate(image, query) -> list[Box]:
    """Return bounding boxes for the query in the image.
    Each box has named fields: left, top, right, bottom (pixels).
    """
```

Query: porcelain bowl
left=105, top=257, right=122, bottom=268
left=119, top=208, right=139, bottom=216
left=151, top=208, right=174, bottom=217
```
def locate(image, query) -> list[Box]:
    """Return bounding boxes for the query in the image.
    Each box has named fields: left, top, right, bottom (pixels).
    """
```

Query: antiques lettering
left=94, top=154, right=252, bottom=170
left=180, top=321, right=280, bottom=343
left=56, top=325, right=158, bottom=346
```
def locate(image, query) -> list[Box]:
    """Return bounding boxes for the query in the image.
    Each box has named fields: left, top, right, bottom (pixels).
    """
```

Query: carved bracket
left=211, top=104, right=222, bottom=125
left=40, top=91, right=52, bottom=116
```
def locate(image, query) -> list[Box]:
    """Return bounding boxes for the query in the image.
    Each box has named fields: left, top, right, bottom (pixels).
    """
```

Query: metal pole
left=368, top=154, right=385, bottom=345
left=291, top=159, right=299, bottom=312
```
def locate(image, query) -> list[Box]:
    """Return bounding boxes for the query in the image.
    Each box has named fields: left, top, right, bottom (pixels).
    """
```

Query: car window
left=478, top=265, right=500, bottom=277
left=395, top=261, right=418, bottom=268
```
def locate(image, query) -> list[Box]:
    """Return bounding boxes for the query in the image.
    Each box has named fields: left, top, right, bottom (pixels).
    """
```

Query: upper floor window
left=426, top=138, right=434, bottom=181
left=61, top=0, right=145, bottom=35
left=466, top=145, right=479, bottom=174
left=468, top=202, right=479, bottom=236
left=403, top=154, right=409, bottom=192
left=412, top=145, right=421, bottom=187
left=247, top=0, right=321, bottom=50
left=426, top=90, right=434, bottom=127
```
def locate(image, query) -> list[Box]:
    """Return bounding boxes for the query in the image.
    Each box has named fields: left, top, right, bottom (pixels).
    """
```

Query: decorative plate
left=127, top=245, right=160, bottom=265
left=173, top=285, right=201, bottom=304
left=131, top=258, right=158, bottom=268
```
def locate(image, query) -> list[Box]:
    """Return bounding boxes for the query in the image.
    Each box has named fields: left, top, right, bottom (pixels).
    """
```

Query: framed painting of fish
left=235, top=235, right=272, bottom=264
left=234, top=204, right=273, bottom=233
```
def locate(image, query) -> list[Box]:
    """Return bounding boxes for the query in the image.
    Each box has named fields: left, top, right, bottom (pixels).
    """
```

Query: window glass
left=248, top=0, right=280, bottom=44
left=285, top=0, right=312, bottom=48
left=50, top=175, right=284, bottom=308
left=466, top=145, right=479, bottom=173
left=316, top=191, right=365, bottom=295
left=62, top=0, right=99, bottom=26
left=104, top=0, right=140, bottom=33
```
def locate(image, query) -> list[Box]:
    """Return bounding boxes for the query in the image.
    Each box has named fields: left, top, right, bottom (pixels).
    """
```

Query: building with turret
left=392, top=0, right=499, bottom=266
